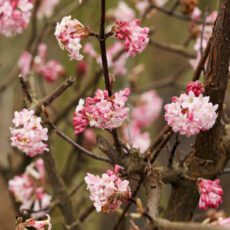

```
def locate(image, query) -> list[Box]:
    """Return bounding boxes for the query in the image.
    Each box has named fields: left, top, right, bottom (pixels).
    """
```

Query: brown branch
left=149, top=4, right=211, bottom=25
left=192, top=38, right=212, bottom=81
left=98, top=0, right=122, bottom=152
left=34, top=77, right=75, bottom=111
left=42, top=150, right=76, bottom=228
left=49, top=122, right=113, bottom=164
left=154, top=218, right=227, bottom=230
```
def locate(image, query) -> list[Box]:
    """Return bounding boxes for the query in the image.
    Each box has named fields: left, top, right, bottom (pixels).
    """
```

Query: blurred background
left=1, top=0, right=229, bottom=229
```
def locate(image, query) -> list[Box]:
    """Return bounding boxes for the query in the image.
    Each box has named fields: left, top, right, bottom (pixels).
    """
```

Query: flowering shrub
left=1, top=1, right=230, bottom=230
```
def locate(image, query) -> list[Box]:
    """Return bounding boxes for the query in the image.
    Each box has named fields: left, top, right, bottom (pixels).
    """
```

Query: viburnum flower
left=114, top=19, right=149, bottom=57
left=0, top=0, right=33, bottom=37
left=37, top=0, right=60, bottom=19
left=186, top=80, right=204, bottom=96
left=18, top=43, right=65, bottom=82
left=198, top=178, right=223, bottom=210
left=85, top=165, right=131, bottom=213
left=17, top=215, right=52, bottom=230
left=10, top=109, right=49, bottom=157
left=55, top=16, right=89, bottom=61
left=8, top=159, right=52, bottom=217
left=131, top=90, right=162, bottom=128
left=73, top=88, right=130, bottom=134
left=164, top=81, right=218, bottom=137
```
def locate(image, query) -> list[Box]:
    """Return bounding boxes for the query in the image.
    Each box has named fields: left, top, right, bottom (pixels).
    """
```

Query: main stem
left=99, top=0, right=121, bottom=152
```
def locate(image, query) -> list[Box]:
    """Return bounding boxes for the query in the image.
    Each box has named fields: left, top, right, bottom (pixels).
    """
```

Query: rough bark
left=165, top=0, right=230, bottom=221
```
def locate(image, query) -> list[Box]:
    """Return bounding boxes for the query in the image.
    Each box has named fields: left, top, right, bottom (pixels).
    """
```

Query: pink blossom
left=73, top=88, right=130, bottom=134
left=114, top=19, right=149, bottom=57
left=22, top=215, right=52, bottom=230
left=10, top=109, right=49, bottom=157
left=198, top=178, right=223, bottom=210
left=55, top=16, right=88, bottom=61
left=18, top=43, right=64, bottom=82
left=37, top=0, right=60, bottom=19
left=8, top=159, right=52, bottom=217
left=131, top=90, right=162, bottom=128
left=0, top=0, right=33, bottom=37
left=186, top=80, right=204, bottom=96
left=164, top=82, right=218, bottom=137
left=85, top=165, right=131, bottom=213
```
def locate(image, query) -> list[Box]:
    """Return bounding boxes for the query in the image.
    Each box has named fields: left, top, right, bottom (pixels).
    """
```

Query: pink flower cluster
left=19, top=215, right=52, bottom=230
left=114, top=19, right=149, bottom=57
left=10, top=109, right=49, bottom=157
left=85, top=165, right=131, bottom=213
left=0, top=0, right=33, bottom=37
left=164, top=81, right=218, bottom=137
left=8, top=159, right=52, bottom=217
left=73, top=88, right=130, bottom=134
left=18, top=43, right=65, bottom=82
left=198, top=178, right=223, bottom=210
left=37, top=0, right=60, bottom=19
left=123, top=90, right=162, bottom=153
left=84, top=42, right=129, bottom=76
left=55, top=16, right=88, bottom=61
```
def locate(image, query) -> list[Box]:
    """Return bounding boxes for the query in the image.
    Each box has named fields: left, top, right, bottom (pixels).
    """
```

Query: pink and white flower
left=73, top=88, right=130, bottom=134
left=55, top=16, right=89, bottom=61
left=10, top=109, right=49, bottom=157
left=198, top=178, right=223, bottom=210
left=0, top=0, right=33, bottom=37
left=85, top=165, right=131, bottom=213
left=164, top=82, right=218, bottom=137
left=8, top=159, right=52, bottom=217
left=114, top=19, right=149, bottom=57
